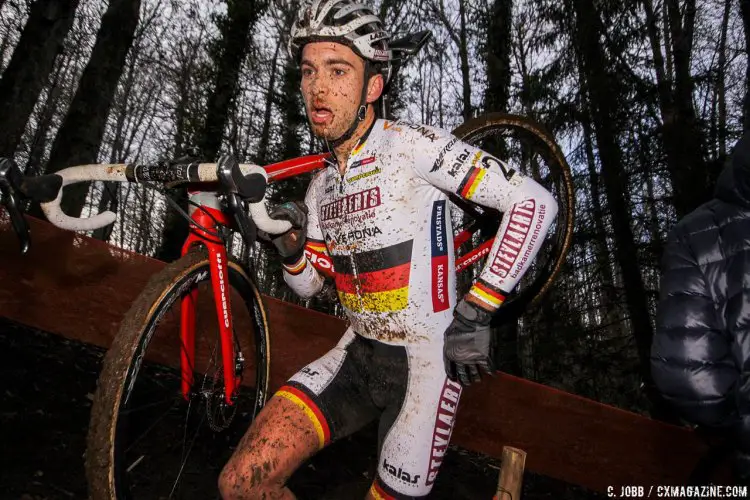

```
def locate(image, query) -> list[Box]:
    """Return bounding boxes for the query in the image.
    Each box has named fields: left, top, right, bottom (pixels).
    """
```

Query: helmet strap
left=330, top=75, right=371, bottom=149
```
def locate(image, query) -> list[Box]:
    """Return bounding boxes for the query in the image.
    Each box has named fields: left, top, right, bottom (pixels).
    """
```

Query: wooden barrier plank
left=0, top=215, right=716, bottom=492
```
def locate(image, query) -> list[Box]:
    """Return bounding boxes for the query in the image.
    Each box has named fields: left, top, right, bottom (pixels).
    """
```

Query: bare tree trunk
left=92, top=38, right=143, bottom=242
left=741, top=0, right=750, bottom=131
left=172, top=37, right=204, bottom=156
left=378, top=0, right=402, bottom=118
left=709, top=75, right=718, bottom=160
left=0, top=0, right=80, bottom=157
left=484, top=0, right=512, bottom=114
left=0, top=20, right=14, bottom=73
left=663, top=0, right=673, bottom=79
left=38, top=0, right=142, bottom=220
left=434, top=0, right=472, bottom=120
left=457, top=0, right=471, bottom=119
left=581, top=112, right=619, bottom=329
left=438, top=48, right=444, bottom=127
left=199, top=0, right=261, bottom=160
left=512, top=14, right=533, bottom=114
left=666, top=0, right=711, bottom=214
left=641, top=0, right=710, bottom=217
left=256, top=36, right=282, bottom=165
left=279, top=59, right=303, bottom=161
left=24, top=54, right=72, bottom=175
left=717, top=0, right=731, bottom=156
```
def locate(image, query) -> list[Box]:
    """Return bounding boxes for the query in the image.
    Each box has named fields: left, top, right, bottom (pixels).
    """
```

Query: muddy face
left=300, top=42, right=366, bottom=142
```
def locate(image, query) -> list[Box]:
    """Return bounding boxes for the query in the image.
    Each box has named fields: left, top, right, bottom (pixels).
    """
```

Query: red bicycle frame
left=176, top=152, right=495, bottom=404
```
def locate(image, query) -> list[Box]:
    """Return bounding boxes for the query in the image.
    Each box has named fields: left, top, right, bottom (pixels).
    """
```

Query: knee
left=218, top=455, right=279, bottom=499
left=218, top=462, right=242, bottom=500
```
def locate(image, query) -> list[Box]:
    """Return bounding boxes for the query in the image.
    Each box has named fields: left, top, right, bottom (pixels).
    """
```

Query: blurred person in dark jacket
left=651, top=131, right=750, bottom=485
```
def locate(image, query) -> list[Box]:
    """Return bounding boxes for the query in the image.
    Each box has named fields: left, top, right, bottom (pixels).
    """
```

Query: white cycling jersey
left=283, top=118, right=557, bottom=345
left=276, top=117, right=557, bottom=497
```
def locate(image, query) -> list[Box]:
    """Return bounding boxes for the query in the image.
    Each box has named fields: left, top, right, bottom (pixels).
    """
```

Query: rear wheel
left=85, top=248, right=270, bottom=499
left=451, top=113, right=574, bottom=318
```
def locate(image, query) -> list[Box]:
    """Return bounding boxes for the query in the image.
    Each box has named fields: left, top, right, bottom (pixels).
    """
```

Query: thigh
left=225, top=329, right=379, bottom=486
left=282, top=328, right=381, bottom=444
left=370, top=343, right=463, bottom=498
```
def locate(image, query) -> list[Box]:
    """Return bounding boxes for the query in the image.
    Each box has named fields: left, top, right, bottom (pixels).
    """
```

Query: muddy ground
left=0, top=317, right=605, bottom=500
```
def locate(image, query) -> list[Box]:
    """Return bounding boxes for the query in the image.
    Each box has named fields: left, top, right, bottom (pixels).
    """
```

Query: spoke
left=124, top=398, right=180, bottom=454
left=169, top=407, right=208, bottom=499
left=120, top=397, right=177, bottom=416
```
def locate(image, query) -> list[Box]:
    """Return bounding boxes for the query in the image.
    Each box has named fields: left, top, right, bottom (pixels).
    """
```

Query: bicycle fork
left=179, top=194, right=241, bottom=405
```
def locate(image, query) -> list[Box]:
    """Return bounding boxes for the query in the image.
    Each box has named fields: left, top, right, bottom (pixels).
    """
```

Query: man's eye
left=302, top=68, right=314, bottom=77
left=334, top=68, right=346, bottom=76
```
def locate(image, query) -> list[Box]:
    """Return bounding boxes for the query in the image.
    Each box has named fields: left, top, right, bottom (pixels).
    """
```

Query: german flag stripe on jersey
left=334, top=262, right=410, bottom=294
left=458, top=167, right=487, bottom=200
left=304, top=238, right=334, bottom=278
left=331, top=241, right=413, bottom=313
left=338, top=287, right=409, bottom=313
left=369, top=479, right=396, bottom=500
left=275, top=385, right=331, bottom=449
left=352, top=139, right=367, bottom=156
left=282, top=255, right=307, bottom=275
left=305, top=238, right=327, bottom=254
left=331, top=240, right=413, bottom=275
left=469, top=279, right=507, bottom=310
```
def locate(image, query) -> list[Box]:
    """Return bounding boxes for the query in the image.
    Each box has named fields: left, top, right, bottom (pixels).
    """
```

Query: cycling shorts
left=274, top=328, right=463, bottom=498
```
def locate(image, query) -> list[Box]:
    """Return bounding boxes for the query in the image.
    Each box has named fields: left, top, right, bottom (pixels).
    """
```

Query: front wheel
left=85, top=248, right=270, bottom=499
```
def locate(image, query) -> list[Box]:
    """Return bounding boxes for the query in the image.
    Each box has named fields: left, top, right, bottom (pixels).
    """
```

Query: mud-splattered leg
left=218, top=395, right=320, bottom=499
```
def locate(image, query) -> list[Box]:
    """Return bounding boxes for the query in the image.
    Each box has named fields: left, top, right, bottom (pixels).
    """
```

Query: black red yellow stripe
left=305, top=238, right=327, bottom=253
left=282, top=255, right=306, bottom=275
left=458, top=167, right=487, bottom=200
left=334, top=262, right=410, bottom=294
left=469, top=279, right=506, bottom=310
left=275, top=385, right=331, bottom=449
left=369, top=479, right=396, bottom=500
left=332, top=241, right=413, bottom=313
left=331, top=240, right=413, bottom=275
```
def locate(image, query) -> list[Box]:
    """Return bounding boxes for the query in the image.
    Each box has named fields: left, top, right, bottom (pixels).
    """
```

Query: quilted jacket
left=651, top=133, right=750, bottom=484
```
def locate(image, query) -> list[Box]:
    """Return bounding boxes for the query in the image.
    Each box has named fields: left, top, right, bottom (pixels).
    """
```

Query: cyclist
left=219, top=1, right=557, bottom=498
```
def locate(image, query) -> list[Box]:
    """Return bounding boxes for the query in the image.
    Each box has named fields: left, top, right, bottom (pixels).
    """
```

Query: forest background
left=0, top=0, right=745, bottom=422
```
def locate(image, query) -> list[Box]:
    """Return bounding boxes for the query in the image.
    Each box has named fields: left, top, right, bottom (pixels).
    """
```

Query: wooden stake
left=493, top=446, right=526, bottom=500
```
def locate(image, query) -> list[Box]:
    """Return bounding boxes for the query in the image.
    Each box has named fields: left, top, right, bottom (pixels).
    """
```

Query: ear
left=366, top=73, right=384, bottom=104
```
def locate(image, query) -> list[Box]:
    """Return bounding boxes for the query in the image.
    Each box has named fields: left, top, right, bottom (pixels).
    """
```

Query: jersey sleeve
left=282, top=174, right=330, bottom=298
left=411, top=125, right=559, bottom=312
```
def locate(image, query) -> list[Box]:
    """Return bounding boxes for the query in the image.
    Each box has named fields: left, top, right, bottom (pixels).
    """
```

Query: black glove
left=444, top=299, right=495, bottom=386
left=260, top=201, right=308, bottom=260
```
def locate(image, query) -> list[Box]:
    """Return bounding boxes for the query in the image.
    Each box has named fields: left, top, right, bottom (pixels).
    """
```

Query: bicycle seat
left=390, top=30, right=432, bottom=60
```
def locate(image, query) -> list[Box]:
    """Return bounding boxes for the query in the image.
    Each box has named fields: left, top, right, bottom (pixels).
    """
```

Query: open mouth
left=311, top=104, right=333, bottom=125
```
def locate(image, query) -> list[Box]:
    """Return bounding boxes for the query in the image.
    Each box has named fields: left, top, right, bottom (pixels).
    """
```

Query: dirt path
left=0, top=317, right=604, bottom=499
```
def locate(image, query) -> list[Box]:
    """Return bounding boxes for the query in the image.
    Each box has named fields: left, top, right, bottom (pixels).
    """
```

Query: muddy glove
left=260, top=201, right=308, bottom=260
left=444, top=299, right=495, bottom=386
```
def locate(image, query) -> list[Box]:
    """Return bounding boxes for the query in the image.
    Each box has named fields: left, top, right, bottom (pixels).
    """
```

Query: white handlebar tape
left=41, top=164, right=128, bottom=231
left=249, top=200, right=293, bottom=235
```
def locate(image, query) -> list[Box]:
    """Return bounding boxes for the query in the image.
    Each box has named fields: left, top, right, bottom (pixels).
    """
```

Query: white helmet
left=288, top=0, right=393, bottom=82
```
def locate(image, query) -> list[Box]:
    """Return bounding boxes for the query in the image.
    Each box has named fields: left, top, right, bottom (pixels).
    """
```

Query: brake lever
left=0, top=158, right=31, bottom=254
left=217, top=155, right=258, bottom=248
left=227, top=193, right=257, bottom=248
